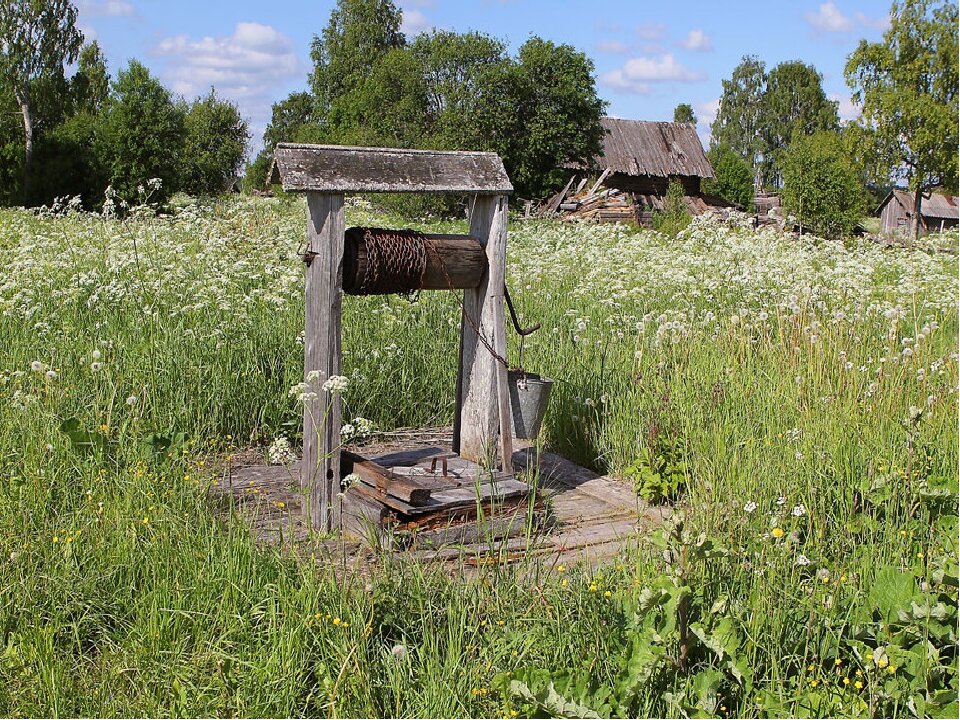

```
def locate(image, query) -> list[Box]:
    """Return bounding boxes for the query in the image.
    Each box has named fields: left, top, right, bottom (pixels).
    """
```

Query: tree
left=0, top=0, right=83, bottom=199
left=180, top=89, right=249, bottom=196
left=411, top=30, right=507, bottom=149
left=758, top=61, right=838, bottom=186
left=486, top=37, right=606, bottom=198
left=846, top=0, right=958, bottom=239
left=781, top=130, right=865, bottom=238
left=263, top=91, right=315, bottom=150
left=70, top=41, right=109, bottom=115
left=673, top=103, right=696, bottom=124
left=309, top=0, right=404, bottom=133
left=711, top=56, right=766, bottom=168
left=703, top=144, right=754, bottom=210
left=100, top=60, right=185, bottom=204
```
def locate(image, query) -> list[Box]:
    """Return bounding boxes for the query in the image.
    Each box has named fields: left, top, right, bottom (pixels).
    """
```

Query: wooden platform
left=212, top=433, right=669, bottom=570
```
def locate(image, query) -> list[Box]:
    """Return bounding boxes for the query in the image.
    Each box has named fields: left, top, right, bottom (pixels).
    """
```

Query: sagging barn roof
left=877, top=189, right=959, bottom=220
left=596, top=118, right=714, bottom=179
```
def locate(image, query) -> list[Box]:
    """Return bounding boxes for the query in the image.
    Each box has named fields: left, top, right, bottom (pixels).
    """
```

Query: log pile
left=340, top=448, right=542, bottom=548
left=538, top=173, right=635, bottom=224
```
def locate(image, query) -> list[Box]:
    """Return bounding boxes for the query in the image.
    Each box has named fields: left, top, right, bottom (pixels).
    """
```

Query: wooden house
left=593, top=117, right=713, bottom=193
left=877, top=189, right=959, bottom=236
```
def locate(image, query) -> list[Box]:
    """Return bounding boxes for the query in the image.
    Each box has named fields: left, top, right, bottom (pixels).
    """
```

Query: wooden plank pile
left=538, top=171, right=634, bottom=223
left=340, top=447, right=541, bottom=548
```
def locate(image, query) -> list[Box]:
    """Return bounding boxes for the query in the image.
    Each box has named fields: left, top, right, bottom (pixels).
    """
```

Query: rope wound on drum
left=339, top=225, right=540, bottom=372
left=343, top=227, right=428, bottom=296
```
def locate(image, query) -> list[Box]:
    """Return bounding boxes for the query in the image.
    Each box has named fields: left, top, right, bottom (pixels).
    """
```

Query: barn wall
left=880, top=199, right=908, bottom=235
left=605, top=173, right=701, bottom=196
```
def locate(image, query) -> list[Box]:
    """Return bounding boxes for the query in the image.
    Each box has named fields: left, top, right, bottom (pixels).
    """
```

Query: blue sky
left=77, top=0, right=892, bottom=153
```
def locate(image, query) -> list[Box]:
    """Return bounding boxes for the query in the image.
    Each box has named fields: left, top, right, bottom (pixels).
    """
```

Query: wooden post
left=302, top=192, right=345, bottom=531
left=458, top=194, right=513, bottom=472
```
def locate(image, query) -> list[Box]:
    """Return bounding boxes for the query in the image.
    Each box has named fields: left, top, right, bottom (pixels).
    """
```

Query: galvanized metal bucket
left=507, top=370, right=554, bottom=440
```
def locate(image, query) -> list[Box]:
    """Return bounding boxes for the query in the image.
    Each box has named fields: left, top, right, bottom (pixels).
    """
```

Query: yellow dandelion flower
left=589, top=583, right=597, bottom=592
left=333, top=617, right=341, bottom=626
left=810, top=680, right=819, bottom=688
left=557, top=564, right=566, bottom=573
left=865, top=652, right=873, bottom=661
left=603, top=590, right=612, bottom=598
left=52, top=535, right=59, bottom=543
left=843, top=677, right=850, bottom=685
left=887, top=665, right=897, bottom=674
left=771, top=527, right=785, bottom=539
left=276, top=501, right=286, bottom=509
left=142, top=516, right=149, bottom=525
left=561, top=578, right=568, bottom=587
left=854, top=680, right=863, bottom=689
left=807, top=664, right=815, bottom=671
left=835, top=659, right=842, bottom=666
left=877, top=658, right=888, bottom=668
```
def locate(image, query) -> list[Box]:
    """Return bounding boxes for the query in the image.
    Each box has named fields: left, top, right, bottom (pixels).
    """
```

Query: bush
left=653, top=178, right=691, bottom=237
left=781, top=130, right=866, bottom=238
left=704, top=144, right=755, bottom=210
left=180, top=90, right=249, bottom=197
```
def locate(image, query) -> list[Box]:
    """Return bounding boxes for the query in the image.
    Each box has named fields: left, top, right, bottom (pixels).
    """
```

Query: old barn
left=877, top=189, right=959, bottom=236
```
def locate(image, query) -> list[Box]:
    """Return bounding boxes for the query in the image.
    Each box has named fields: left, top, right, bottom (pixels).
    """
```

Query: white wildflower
left=743, top=501, right=758, bottom=514
left=791, top=504, right=806, bottom=517
left=322, top=375, right=349, bottom=393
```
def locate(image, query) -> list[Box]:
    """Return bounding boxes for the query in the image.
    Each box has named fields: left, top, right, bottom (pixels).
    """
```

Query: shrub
left=653, top=178, right=691, bottom=237
left=781, top=130, right=866, bottom=238
left=704, top=144, right=755, bottom=210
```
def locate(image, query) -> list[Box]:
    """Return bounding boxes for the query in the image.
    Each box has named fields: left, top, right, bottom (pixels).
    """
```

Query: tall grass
left=0, top=196, right=956, bottom=716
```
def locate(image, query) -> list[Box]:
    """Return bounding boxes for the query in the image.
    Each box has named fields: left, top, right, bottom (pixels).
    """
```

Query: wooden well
left=269, top=143, right=517, bottom=533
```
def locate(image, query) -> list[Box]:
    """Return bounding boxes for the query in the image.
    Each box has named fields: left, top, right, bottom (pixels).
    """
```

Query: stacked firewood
left=538, top=171, right=634, bottom=223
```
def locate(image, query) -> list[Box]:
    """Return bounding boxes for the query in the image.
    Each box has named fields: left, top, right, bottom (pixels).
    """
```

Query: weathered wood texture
left=341, top=449, right=432, bottom=505
left=342, top=229, right=487, bottom=294
left=457, top=195, right=512, bottom=470
left=270, top=143, right=513, bottom=194
left=302, top=192, right=345, bottom=531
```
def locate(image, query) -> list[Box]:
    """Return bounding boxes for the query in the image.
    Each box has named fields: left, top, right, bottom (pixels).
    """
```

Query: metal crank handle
left=504, top=284, right=541, bottom=336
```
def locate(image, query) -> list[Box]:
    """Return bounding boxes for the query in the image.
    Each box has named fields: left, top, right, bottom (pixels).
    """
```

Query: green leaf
left=868, top=568, right=915, bottom=624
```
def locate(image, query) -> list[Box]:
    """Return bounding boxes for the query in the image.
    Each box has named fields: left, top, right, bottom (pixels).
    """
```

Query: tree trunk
left=912, top=186, right=924, bottom=242
left=16, top=91, right=34, bottom=204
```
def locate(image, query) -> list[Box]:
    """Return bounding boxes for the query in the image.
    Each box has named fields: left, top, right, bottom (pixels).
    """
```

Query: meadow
left=0, top=194, right=956, bottom=718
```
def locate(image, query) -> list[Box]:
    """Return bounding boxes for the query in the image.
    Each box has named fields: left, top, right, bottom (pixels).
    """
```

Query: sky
left=76, top=0, right=893, bottom=154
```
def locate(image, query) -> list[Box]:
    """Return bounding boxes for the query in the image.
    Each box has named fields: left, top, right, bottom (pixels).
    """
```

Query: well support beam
left=302, top=192, right=345, bottom=531
left=456, top=194, right=513, bottom=473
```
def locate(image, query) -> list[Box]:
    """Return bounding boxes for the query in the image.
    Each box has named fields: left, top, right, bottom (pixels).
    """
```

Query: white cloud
left=400, top=8, right=433, bottom=35
left=804, top=3, right=889, bottom=34
left=595, top=39, right=629, bottom=54
left=155, top=22, right=304, bottom=155
left=695, top=97, right=720, bottom=146
left=679, top=29, right=713, bottom=52
left=78, top=0, right=134, bottom=17
left=156, top=22, right=302, bottom=100
left=805, top=2, right=853, bottom=32
left=600, top=53, right=706, bottom=94
left=829, top=92, right=861, bottom=123
left=636, top=22, right=667, bottom=41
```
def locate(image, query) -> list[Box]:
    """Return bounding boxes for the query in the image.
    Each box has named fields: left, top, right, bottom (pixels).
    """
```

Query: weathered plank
left=302, top=192, right=345, bottom=531
left=457, top=194, right=511, bottom=468
left=269, top=144, right=513, bottom=194
left=341, top=449, right=432, bottom=505
left=407, top=509, right=543, bottom=549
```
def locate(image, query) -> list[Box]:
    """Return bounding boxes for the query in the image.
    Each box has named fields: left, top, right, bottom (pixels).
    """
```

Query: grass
left=0, top=194, right=956, bottom=717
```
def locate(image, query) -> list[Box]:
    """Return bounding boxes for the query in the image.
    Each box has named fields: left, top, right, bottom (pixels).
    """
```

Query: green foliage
left=70, top=41, right=109, bottom=116
left=290, top=0, right=605, bottom=203
left=652, top=178, right=691, bottom=237
left=704, top=144, right=755, bottom=210
left=758, top=61, right=839, bottom=186
left=781, top=130, right=866, bottom=238
left=100, top=60, right=185, bottom=205
left=180, top=90, right=249, bottom=197
left=309, top=0, right=405, bottom=129
left=845, top=0, right=959, bottom=237
left=711, top=55, right=766, bottom=167
left=624, top=436, right=689, bottom=504
left=673, top=103, right=696, bottom=124
left=712, top=56, right=840, bottom=188
left=0, top=0, right=83, bottom=199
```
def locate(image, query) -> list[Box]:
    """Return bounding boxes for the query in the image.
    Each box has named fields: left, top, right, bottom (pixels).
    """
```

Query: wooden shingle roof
left=596, top=118, right=714, bottom=179
left=878, top=189, right=959, bottom=220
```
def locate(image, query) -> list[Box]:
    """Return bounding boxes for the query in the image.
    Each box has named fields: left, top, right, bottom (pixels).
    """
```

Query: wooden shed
left=592, top=118, right=714, bottom=196
left=877, top=189, right=959, bottom=236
